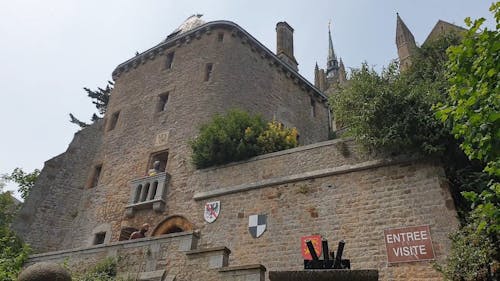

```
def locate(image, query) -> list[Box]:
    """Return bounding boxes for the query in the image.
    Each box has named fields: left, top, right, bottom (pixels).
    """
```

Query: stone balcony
left=125, top=172, right=170, bottom=217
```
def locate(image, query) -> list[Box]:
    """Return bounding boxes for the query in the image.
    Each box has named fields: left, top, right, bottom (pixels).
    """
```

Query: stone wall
left=26, top=232, right=265, bottom=281
left=13, top=121, right=104, bottom=252
left=15, top=20, right=460, bottom=281
left=187, top=139, right=458, bottom=281
left=20, top=137, right=458, bottom=281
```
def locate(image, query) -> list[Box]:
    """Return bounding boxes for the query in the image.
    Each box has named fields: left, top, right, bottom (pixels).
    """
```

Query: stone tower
left=313, top=22, right=346, bottom=93
left=395, top=13, right=417, bottom=71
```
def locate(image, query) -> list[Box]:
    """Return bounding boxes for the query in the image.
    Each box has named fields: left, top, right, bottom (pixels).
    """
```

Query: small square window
left=89, top=164, right=102, bottom=188
left=93, top=232, right=106, bottom=245
left=107, top=111, right=120, bottom=131
left=217, top=32, right=224, bottom=42
left=204, top=63, right=213, bottom=81
left=165, top=52, right=174, bottom=69
left=156, top=93, right=169, bottom=112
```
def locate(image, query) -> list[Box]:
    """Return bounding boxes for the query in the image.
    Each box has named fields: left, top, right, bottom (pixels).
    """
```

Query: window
left=165, top=52, right=174, bottom=69
left=156, top=92, right=169, bottom=112
left=119, top=227, right=138, bottom=241
left=89, top=164, right=102, bottom=188
left=204, top=63, right=213, bottom=81
left=148, top=150, right=168, bottom=173
left=310, top=97, right=316, bottom=118
left=93, top=232, right=106, bottom=245
left=217, top=32, right=224, bottom=42
left=107, top=111, right=120, bottom=131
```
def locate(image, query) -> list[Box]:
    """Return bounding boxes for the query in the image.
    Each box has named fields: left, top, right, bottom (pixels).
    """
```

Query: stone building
left=15, top=15, right=459, bottom=281
left=396, top=13, right=465, bottom=71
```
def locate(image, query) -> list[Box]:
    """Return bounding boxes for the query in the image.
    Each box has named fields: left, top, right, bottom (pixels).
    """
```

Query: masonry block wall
left=14, top=20, right=459, bottom=281
left=13, top=121, right=104, bottom=252
left=188, top=139, right=459, bottom=281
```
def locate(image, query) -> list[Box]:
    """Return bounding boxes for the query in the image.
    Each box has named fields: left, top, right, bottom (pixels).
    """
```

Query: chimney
left=276, top=22, right=298, bottom=71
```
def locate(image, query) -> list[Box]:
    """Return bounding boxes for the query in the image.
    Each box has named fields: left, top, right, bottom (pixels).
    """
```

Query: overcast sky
left=0, top=0, right=495, bottom=199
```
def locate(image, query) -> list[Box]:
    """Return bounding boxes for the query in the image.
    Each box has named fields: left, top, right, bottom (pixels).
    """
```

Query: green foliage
left=190, top=110, right=299, bottom=168
left=69, top=81, right=114, bottom=128
left=190, top=110, right=266, bottom=168
left=0, top=187, right=30, bottom=281
left=2, top=167, right=40, bottom=200
left=256, top=120, right=298, bottom=154
left=435, top=217, right=498, bottom=281
left=436, top=3, right=500, bottom=178
left=72, top=257, right=118, bottom=281
left=331, top=61, right=449, bottom=155
left=433, top=3, right=500, bottom=280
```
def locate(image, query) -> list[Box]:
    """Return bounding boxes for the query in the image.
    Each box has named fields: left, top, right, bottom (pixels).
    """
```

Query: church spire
left=326, top=21, right=339, bottom=78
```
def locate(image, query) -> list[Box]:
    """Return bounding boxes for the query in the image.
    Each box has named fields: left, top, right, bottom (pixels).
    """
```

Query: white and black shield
left=248, top=214, right=267, bottom=238
left=204, top=201, right=220, bottom=223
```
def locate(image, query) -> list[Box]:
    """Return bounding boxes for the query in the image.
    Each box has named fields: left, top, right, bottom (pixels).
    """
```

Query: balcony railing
left=125, top=172, right=170, bottom=218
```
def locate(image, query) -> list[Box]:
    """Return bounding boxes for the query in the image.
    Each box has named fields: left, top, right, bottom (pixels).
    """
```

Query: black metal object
left=304, top=239, right=350, bottom=270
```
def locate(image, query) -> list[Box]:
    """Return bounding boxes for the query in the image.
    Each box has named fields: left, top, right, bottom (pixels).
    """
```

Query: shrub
left=257, top=120, right=298, bottom=154
left=72, top=257, right=118, bottom=281
left=435, top=212, right=499, bottom=281
left=0, top=189, right=30, bottom=281
left=190, top=110, right=298, bottom=168
left=331, top=62, right=449, bottom=155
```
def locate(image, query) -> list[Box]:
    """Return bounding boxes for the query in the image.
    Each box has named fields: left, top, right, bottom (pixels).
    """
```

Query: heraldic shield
left=248, top=214, right=267, bottom=238
left=204, top=201, right=220, bottom=223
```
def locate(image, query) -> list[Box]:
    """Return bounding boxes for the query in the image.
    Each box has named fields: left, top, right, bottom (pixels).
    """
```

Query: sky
left=0, top=0, right=496, bottom=199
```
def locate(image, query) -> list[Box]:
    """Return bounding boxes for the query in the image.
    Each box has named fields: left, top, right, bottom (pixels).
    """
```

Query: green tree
left=436, top=3, right=500, bottom=178
left=2, top=168, right=40, bottom=200
left=0, top=185, right=30, bottom=281
left=435, top=3, right=500, bottom=280
left=331, top=61, right=449, bottom=156
left=69, top=81, right=114, bottom=128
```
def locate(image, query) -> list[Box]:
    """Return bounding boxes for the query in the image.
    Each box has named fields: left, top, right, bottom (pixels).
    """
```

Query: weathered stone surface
left=18, top=262, right=71, bottom=281
left=12, top=121, right=104, bottom=252
left=269, top=270, right=378, bottom=281
left=15, top=20, right=459, bottom=281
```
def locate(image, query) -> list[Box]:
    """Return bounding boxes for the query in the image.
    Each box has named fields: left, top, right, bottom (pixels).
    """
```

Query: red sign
left=384, top=225, right=435, bottom=263
left=301, top=235, right=322, bottom=260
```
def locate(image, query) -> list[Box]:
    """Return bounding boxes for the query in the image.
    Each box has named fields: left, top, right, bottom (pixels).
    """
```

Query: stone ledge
left=195, top=138, right=353, bottom=172
left=218, top=264, right=266, bottom=273
left=29, top=231, right=198, bottom=260
left=185, top=246, right=231, bottom=256
left=194, top=156, right=418, bottom=201
left=186, top=246, right=231, bottom=269
left=269, top=270, right=378, bottom=281
left=137, top=269, right=166, bottom=281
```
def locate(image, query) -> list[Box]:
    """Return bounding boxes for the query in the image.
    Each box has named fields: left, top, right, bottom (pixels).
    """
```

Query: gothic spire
left=326, top=21, right=339, bottom=78
left=328, top=22, right=336, bottom=62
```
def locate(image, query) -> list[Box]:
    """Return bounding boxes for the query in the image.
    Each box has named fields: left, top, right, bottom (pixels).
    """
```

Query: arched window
left=151, top=215, right=194, bottom=236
